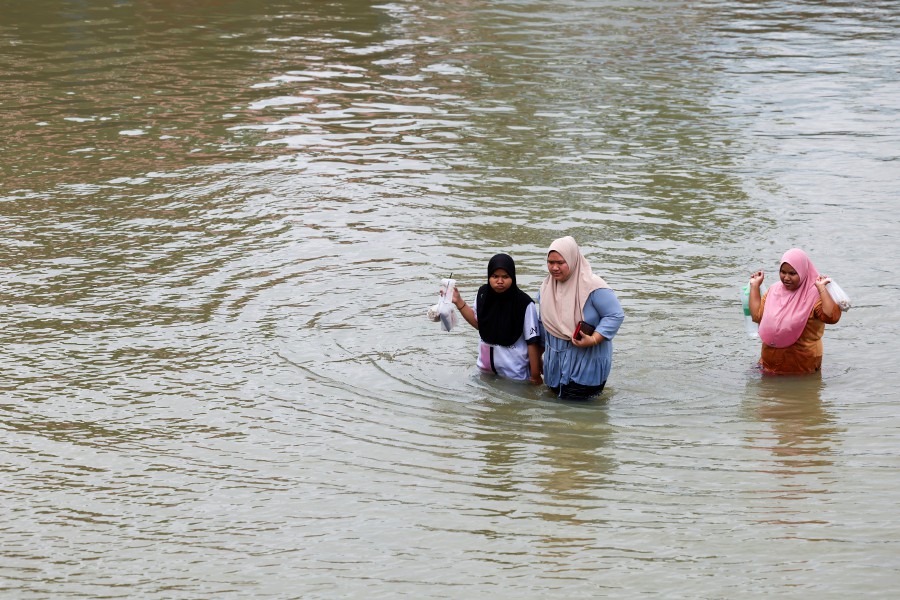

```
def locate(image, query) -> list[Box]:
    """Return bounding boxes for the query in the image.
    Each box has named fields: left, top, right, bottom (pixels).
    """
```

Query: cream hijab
left=539, top=236, right=610, bottom=340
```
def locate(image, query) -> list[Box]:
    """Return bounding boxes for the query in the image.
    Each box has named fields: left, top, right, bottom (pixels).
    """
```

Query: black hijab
left=476, top=254, right=534, bottom=347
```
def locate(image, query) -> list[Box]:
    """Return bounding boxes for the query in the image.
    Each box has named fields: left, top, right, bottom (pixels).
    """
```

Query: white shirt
left=473, top=299, right=540, bottom=381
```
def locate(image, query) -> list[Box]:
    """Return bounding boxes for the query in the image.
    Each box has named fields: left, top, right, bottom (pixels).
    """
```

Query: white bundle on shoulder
left=427, top=277, right=458, bottom=331
left=825, top=279, right=852, bottom=312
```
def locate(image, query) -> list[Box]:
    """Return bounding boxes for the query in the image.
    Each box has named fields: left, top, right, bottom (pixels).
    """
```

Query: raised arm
left=749, top=270, right=764, bottom=322
left=814, top=275, right=839, bottom=320
left=451, top=286, right=478, bottom=330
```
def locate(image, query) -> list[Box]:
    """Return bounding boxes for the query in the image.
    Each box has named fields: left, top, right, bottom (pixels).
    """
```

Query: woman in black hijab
left=451, top=254, right=543, bottom=384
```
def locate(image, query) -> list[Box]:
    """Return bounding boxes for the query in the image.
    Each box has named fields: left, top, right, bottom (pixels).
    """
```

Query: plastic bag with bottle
left=825, top=280, right=852, bottom=312
left=427, top=277, right=458, bottom=331
left=740, top=282, right=758, bottom=338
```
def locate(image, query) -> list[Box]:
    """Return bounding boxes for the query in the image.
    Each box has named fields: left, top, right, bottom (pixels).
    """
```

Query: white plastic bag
left=427, top=278, right=458, bottom=331
left=427, top=304, right=441, bottom=322
left=825, top=280, right=851, bottom=312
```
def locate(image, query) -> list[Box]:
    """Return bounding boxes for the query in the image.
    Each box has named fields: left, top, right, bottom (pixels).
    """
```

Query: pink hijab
left=540, top=236, right=609, bottom=340
left=758, top=248, right=821, bottom=348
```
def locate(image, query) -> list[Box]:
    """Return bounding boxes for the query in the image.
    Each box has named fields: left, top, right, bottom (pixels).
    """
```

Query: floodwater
left=1, top=1, right=898, bottom=598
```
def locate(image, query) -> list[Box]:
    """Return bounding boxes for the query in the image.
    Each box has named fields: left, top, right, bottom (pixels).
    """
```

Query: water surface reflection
left=746, top=375, right=838, bottom=472
left=742, top=374, right=844, bottom=541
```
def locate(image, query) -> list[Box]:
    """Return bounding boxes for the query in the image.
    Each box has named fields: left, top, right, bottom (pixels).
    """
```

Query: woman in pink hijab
left=748, top=248, right=841, bottom=374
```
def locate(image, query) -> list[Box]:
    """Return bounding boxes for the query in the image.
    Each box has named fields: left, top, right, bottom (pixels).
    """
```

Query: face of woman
left=547, top=251, right=570, bottom=281
left=780, top=262, right=801, bottom=290
left=489, top=268, right=512, bottom=293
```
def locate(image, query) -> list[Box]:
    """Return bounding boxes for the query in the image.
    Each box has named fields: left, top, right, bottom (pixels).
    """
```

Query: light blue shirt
left=540, top=288, right=625, bottom=387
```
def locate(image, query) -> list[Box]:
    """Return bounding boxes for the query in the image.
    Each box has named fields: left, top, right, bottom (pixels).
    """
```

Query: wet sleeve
left=588, top=288, right=625, bottom=340
left=813, top=300, right=841, bottom=324
left=753, top=292, right=767, bottom=323
left=523, top=303, right=541, bottom=345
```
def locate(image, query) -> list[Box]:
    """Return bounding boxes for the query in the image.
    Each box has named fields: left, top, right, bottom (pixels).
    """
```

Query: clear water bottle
left=740, top=283, right=758, bottom=338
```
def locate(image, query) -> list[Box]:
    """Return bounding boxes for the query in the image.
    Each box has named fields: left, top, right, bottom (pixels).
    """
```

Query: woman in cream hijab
left=539, top=236, right=625, bottom=400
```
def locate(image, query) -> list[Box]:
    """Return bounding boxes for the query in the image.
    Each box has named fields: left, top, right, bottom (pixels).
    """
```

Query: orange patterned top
left=753, top=295, right=841, bottom=374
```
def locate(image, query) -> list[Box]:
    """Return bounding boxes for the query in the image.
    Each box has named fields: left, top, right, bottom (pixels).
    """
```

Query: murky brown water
left=2, top=1, right=898, bottom=597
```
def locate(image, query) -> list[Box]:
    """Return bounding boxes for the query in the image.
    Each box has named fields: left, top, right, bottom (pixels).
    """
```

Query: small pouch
left=574, top=320, right=595, bottom=339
